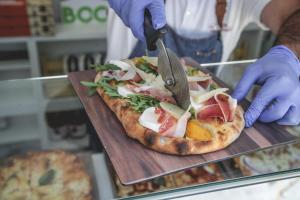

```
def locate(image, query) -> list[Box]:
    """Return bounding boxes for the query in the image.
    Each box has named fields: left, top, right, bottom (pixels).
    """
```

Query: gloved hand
left=232, top=45, right=300, bottom=127
left=108, top=0, right=166, bottom=41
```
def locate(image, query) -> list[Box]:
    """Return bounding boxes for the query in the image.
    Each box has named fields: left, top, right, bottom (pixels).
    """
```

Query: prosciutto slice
left=102, top=60, right=142, bottom=82
left=154, top=107, right=191, bottom=137
left=188, top=75, right=212, bottom=90
left=102, top=70, right=124, bottom=79
left=197, top=93, right=237, bottom=122
left=102, top=68, right=142, bottom=82
left=155, top=107, right=178, bottom=136
left=134, top=86, right=176, bottom=104
left=139, top=105, right=191, bottom=138
left=172, top=106, right=191, bottom=138
left=119, top=84, right=176, bottom=103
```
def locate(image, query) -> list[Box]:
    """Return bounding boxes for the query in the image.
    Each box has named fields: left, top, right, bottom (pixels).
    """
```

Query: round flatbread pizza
left=82, top=57, right=245, bottom=155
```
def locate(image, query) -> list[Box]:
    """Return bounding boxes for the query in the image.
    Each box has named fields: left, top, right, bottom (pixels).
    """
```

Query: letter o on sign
left=77, top=6, right=93, bottom=23
left=94, top=5, right=107, bottom=22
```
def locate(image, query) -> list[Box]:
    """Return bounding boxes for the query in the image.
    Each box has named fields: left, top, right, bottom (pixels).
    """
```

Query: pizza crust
left=95, top=73, right=245, bottom=155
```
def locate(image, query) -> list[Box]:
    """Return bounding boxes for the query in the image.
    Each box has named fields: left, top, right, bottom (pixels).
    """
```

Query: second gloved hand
left=108, top=0, right=166, bottom=41
left=232, top=45, right=300, bottom=127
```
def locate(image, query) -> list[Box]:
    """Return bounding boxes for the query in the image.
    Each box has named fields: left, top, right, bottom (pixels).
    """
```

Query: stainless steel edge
left=123, top=170, right=300, bottom=200
left=200, top=59, right=257, bottom=68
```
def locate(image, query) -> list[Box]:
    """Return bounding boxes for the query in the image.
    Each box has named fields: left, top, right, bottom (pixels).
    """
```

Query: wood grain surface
left=69, top=65, right=296, bottom=185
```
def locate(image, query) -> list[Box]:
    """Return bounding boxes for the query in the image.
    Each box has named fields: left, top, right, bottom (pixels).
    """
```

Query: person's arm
left=261, top=0, right=300, bottom=58
left=232, top=1, right=300, bottom=127
left=261, top=0, right=300, bottom=34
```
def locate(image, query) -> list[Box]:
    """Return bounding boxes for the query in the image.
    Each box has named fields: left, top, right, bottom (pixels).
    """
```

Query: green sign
left=62, top=4, right=108, bottom=24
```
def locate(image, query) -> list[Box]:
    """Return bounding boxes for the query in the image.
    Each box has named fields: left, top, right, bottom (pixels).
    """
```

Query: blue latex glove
left=232, top=45, right=300, bottom=127
left=108, top=0, right=166, bottom=41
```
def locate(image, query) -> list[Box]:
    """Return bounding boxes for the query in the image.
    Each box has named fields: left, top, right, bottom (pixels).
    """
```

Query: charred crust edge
left=175, top=141, right=189, bottom=155
left=144, top=133, right=156, bottom=146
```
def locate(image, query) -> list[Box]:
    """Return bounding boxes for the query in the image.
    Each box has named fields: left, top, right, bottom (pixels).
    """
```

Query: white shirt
left=166, top=0, right=218, bottom=39
left=106, top=0, right=270, bottom=62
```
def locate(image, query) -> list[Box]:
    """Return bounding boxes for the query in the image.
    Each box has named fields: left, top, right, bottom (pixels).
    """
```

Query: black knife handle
left=144, top=9, right=168, bottom=51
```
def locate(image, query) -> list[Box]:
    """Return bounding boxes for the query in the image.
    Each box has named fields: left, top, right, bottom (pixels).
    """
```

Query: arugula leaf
left=135, top=58, right=158, bottom=75
left=189, top=107, right=196, bottom=119
left=136, top=63, right=158, bottom=75
left=186, top=68, right=198, bottom=76
left=90, top=63, right=121, bottom=72
left=81, top=78, right=159, bottom=112
left=209, top=83, right=218, bottom=91
left=80, top=77, right=121, bottom=98
left=80, top=81, right=99, bottom=87
left=80, top=81, right=98, bottom=96
left=97, top=77, right=122, bottom=98
left=87, top=88, right=97, bottom=96
left=126, top=94, right=160, bottom=113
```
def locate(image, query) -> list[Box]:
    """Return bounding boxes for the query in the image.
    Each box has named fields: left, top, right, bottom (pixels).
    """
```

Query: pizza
left=234, top=142, right=300, bottom=176
left=81, top=57, right=244, bottom=155
left=0, top=150, right=92, bottom=200
left=114, top=163, right=223, bottom=197
left=114, top=174, right=176, bottom=197
left=172, top=163, right=223, bottom=187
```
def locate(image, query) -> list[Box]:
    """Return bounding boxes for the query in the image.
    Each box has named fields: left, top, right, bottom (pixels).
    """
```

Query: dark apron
left=129, top=26, right=222, bottom=66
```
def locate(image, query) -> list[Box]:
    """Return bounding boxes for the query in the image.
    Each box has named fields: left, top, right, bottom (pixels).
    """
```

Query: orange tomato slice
left=186, top=120, right=212, bottom=141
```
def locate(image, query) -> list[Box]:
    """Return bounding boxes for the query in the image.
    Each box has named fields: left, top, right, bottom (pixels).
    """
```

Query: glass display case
left=0, top=60, right=299, bottom=200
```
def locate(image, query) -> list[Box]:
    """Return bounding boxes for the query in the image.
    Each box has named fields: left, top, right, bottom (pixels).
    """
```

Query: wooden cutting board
left=69, top=66, right=296, bottom=185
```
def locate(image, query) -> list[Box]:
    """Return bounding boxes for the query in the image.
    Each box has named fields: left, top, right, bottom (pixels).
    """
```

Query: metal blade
left=165, top=49, right=191, bottom=110
left=156, top=39, right=175, bottom=86
left=156, top=39, right=190, bottom=110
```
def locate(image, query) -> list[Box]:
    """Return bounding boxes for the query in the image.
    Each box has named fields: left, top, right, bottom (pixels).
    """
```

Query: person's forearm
left=261, top=0, right=300, bottom=58
left=275, top=9, right=300, bottom=59
left=261, top=0, right=300, bottom=33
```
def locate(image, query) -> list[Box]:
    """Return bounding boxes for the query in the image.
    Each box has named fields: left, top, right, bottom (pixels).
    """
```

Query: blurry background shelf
left=0, top=81, right=39, bottom=117
left=43, top=136, right=89, bottom=150
left=36, top=23, right=107, bottom=42
left=0, top=60, right=30, bottom=71
left=45, top=97, right=82, bottom=112
left=0, top=100, right=39, bottom=117
left=0, top=69, right=32, bottom=80
left=0, top=23, right=107, bottom=44
left=0, top=115, right=40, bottom=145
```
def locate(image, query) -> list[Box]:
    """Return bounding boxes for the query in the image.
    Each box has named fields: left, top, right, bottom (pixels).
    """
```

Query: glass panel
left=0, top=61, right=299, bottom=200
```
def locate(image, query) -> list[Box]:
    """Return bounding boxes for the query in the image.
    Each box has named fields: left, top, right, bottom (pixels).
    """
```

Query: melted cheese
left=117, top=86, right=135, bottom=97
left=187, top=75, right=211, bottom=82
left=190, top=96, right=204, bottom=111
left=191, top=88, right=228, bottom=104
left=151, top=75, right=172, bottom=95
left=125, top=60, right=157, bottom=83
left=142, top=56, right=158, bottom=66
left=108, top=60, right=131, bottom=71
left=138, top=107, right=161, bottom=133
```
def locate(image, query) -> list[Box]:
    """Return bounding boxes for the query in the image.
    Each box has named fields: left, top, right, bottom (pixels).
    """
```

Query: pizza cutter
left=144, top=10, right=191, bottom=110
